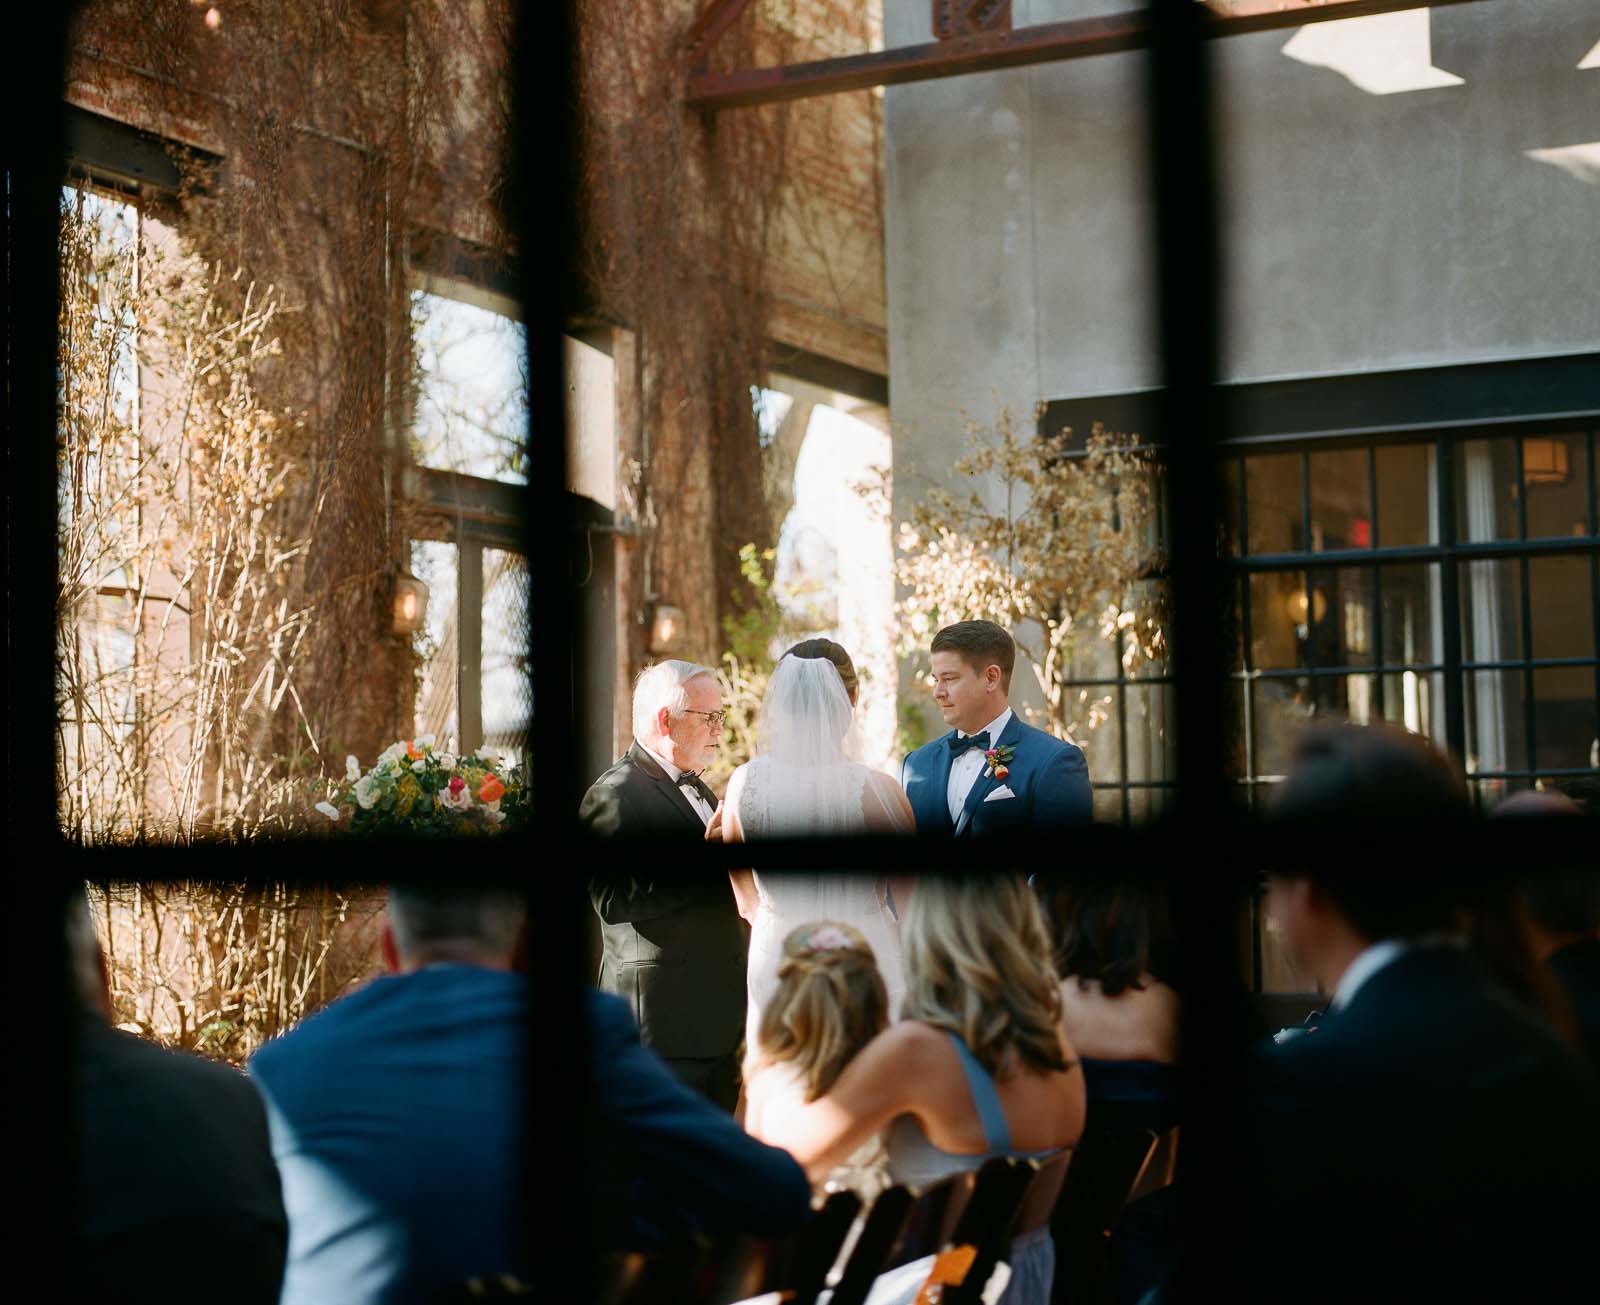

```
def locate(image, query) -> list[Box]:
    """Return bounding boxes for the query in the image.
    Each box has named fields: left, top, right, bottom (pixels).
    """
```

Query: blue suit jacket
left=587, top=989, right=812, bottom=1250
left=900, top=713, right=1092, bottom=836
left=249, top=966, right=528, bottom=1305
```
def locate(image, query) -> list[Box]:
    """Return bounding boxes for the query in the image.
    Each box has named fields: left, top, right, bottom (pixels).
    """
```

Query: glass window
left=1309, top=448, right=1369, bottom=552
left=482, top=547, right=530, bottom=771
left=1245, top=453, right=1303, bottom=555
left=1454, top=437, right=1518, bottom=543
left=412, top=289, right=529, bottom=484
left=1375, top=442, right=1433, bottom=548
left=1523, top=433, right=1588, bottom=539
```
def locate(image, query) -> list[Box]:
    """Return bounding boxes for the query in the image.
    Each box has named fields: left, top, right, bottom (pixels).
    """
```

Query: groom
left=901, top=620, right=1092, bottom=835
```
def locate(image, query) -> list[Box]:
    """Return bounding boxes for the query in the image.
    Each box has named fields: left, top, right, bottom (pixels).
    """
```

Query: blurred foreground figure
left=1496, top=790, right=1600, bottom=1067
left=1247, top=726, right=1600, bottom=1303
left=250, top=885, right=528, bottom=1304
left=69, top=890, right=287, bottom=1303
left=588, top=987, right=813, bottom=1251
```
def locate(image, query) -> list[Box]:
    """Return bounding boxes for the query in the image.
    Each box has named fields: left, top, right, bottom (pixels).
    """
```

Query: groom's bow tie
left=674, top=771, right=709, bottom=795
left=948, top=731, right=991, bottom=757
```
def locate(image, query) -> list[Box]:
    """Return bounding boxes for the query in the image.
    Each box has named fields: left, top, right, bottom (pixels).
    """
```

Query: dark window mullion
left=1435, top=437, right=1467, bottom=763
left=1115, top=624, right=1130, bottom=827
left=1240, top=573, right=1258, bottom=790
left=1512, top=439, right=1538, bottom=784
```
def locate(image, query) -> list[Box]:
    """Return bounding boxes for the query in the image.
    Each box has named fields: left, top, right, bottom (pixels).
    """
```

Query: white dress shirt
left=641, top=740, right=714, bottom=826
left=1329, top=939, right=1409, bottom=1011
left=946, top=707, right=1013, bottom=823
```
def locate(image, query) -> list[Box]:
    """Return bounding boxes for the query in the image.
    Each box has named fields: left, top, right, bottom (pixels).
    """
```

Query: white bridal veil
left=738, top=653, right=865, bottom=837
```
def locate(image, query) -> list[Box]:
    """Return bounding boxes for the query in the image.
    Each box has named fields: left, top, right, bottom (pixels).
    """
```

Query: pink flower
left=448, top=776, right=465, bottom=796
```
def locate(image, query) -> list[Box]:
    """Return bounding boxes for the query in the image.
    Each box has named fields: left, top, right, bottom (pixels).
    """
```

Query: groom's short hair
left=931, top=620, right=1015, bottom=691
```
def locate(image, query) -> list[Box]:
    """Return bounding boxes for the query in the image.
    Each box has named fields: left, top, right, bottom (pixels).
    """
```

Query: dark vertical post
left=1435, top=437, right=1467, bottom=766
left=1144, top=0, right=1242, bottom=1297
left=13, top=0, right=76, bottom=1283
left=511, top=0, right=588, bottom=1296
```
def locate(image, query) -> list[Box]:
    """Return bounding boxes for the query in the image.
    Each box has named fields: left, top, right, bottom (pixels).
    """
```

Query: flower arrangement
left=314, top=736, right=528, bottom=836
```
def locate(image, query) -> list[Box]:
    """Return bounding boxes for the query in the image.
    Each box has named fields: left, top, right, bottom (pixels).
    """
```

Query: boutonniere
left=983, top=744, right=1015, bottom=780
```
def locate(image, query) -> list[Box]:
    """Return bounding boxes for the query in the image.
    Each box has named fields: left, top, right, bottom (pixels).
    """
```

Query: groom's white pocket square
left=984, top=785, right=1016, bottom=803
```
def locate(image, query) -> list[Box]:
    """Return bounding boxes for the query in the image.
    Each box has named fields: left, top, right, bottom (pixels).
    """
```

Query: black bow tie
left=675, top=772, right=708, bottom=795
left=948, top=731, right=991, bottom=757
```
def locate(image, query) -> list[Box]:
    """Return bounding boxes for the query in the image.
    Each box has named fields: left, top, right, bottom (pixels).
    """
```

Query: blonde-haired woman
left=747, top=876, right=1083, bottom=1304
left=743, top=922, right=893, bottom=1203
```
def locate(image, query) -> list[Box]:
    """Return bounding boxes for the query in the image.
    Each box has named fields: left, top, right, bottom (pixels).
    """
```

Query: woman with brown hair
left=748, top=875, right=1084, bottom=1304
left=742, top=921, right=893, bottom=1201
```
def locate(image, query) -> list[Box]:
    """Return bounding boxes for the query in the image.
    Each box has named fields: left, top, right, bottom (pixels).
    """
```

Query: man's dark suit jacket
left=249, top=965, right=528, bottom=1304
left=75, top=1014, right=288, bottom=1304
left=1548, top=937, right=1600, bottom=1068
left=1244, top=944, right=1600, bottom=1303
left=901, top=713, right=1092, bottom=836
left=580, top=742, right=746, bottom=1061
left=587, top=989, right=811, bottom=1250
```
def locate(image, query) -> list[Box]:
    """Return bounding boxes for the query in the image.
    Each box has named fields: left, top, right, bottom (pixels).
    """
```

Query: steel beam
left=685, top=0, right=1491, bottom=110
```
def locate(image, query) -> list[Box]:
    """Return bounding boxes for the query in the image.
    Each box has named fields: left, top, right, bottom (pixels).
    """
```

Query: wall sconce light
left=391, top=572, right=429, bottom=637
left=648, top=601, right=687, bottom=655
left=1522, top=437, right=1570, bottom=485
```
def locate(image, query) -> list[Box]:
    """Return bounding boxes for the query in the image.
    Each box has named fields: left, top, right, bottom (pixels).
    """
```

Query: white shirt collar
left=1330, top=939, right=1409, bottom=1011
left=639, top=738, right=685, bottom=782
left=960, top=706, right=1013, bottom=744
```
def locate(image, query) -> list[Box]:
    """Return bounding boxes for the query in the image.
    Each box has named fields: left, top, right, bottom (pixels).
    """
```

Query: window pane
left=1309, top=448, right=1369, bottom=551
left=1124, top=683, right=1174, bottom=787
left=1375, top=442, right=1434, bottom=548
left=412, top=540, right=459, bottom=747
left=1066, top=693, right=1120, bottom=791
left=1092, top=787, right=1125, bottom=825
left=1313, top=568, right=1373, bottom=668
left=412, top=290, right=529, bottom=484
left=1523, top=433, right=1589, bottom=539
left=1125, top=786, right=1175, bottom=827
left=1379, top=670, right=1445, bottom=743
left=1248, top=570, right=1306, bottom=670
left=1221, top=458, right=1242, bottom=556
left=1532, top=668, right=1598, bottom=772
left=1458, top=560, right=1522, bottom=664
left=1253, top=676, right=1314, bottom=777
left=1454, top=438, right=1517, bottom=542
left=1259, top=892, right=1317, bottom=995
left=481, top=548, right=530, bottom=771
left=1463, top=670, right=1528, bottom=776
left=1245, top=453, right=1304, bottom=555
left=1379, top=563, right=1439, bottom=667
left=1527, top=556, right=1595, bottom=660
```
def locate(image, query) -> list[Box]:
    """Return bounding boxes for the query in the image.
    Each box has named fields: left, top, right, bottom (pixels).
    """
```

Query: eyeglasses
left=682, top=709, right=726, bottom=730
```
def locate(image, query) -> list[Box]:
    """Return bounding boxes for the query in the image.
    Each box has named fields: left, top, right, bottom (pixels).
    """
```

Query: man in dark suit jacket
left=581, top=659, right=747, bottom=1109
left=900, top=621, right=1091, bottom=836
left=588, top=987, right=812, bottom=1251
left=1244, top=725, right=1600, bottom=1303
left=68, top=892, right=288, bottom=1304
left=249, top=885, right=530, bottom=1305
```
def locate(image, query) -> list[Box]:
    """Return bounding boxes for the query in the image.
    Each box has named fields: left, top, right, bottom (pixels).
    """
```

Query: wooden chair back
left=1048, top=1125, right=1161, bottom=1305
left=943, top=1157, right=1037, bottom=1305
left=828, top=1185, right=915, bottom=1305
left=881, top=1170, right=972, bottom=1271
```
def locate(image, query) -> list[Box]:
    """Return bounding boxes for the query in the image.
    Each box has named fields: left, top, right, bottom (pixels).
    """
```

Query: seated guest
left=69, top=889, right=287, bottom=1304
left=750, top=875, right=1084, bottom=1305
left=250, top=884, right=530, bottom=1304
left=1246, top=725, right=1600, bottom=1304
left=742, top=921, right=893, bottom=1204
left=1045, top=875, right=1178, bottom=1305
left=588, top=985, right=814, bottom=1250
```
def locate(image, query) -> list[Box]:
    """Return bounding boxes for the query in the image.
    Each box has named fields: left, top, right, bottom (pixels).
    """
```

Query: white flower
left=376, top=741, right=407, bottom=769
left=354, top=775, right=378, bottom=810
left=314, top=801, right=341, bottom=820
left=438, top=753, right=457, bottom=771
left=412, top=759, right=426, bottom=773
left=416, top=733, right=435, bottom=749
left=437, top=784, right=474, bottom=813
left=345, top=755, right=361, bottom=782
left=478, top=744, right=501, bottom=766
left=480, top=798, right=504, bottom=825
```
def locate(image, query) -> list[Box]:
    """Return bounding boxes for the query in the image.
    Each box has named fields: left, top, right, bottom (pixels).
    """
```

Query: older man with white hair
left=581, top=660, right=747, bottom=1108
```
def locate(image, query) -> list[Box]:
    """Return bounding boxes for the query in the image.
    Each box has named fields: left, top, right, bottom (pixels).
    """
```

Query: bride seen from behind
left=720, top=640, right=916, bottom=1056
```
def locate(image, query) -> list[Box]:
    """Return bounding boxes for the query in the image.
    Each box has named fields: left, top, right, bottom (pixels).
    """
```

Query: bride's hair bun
left=780, top=638, right=858, bottom=702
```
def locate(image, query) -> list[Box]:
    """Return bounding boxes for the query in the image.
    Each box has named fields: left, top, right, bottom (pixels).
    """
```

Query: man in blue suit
left=900, top=620, right=1092, bottom=836
left=249, top=885, right=531, bottom=1304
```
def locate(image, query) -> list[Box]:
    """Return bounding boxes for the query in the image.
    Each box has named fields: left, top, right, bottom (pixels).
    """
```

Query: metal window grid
left=17, top=3, right=1599, bottom=1300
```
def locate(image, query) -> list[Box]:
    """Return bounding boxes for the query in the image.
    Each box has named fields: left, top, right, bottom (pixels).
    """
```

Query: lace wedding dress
left=725, top=656, right=914, bottom=1055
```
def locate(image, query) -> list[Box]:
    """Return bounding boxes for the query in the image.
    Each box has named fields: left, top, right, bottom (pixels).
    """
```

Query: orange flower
left=406, top=739, right=423, bottom=761
left=478, top=775, right=506, bottom=804
left=994, top=766, right=1009, bottom=780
